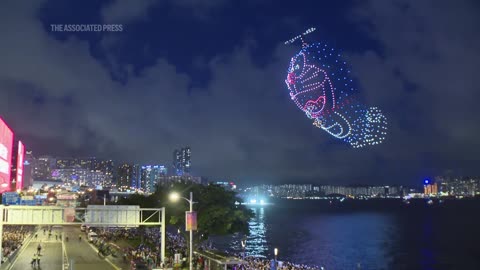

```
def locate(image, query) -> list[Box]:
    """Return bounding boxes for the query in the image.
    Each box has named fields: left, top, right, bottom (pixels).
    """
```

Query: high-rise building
left=23, top=150, right=34, bottom=189
left=173, top=149, right=182, bottom=175
left=34, top=155, right=56, bottom=180
left=51, top=166, right=88, bottom=186
left=424, top=183, right=438, bottom=196
left=10, top=139, right=19, bottom=190
left=182, top=147, right=191, bottom=173
left=80, top=157, right=96, bottom=170
left=140, top=165, right=167, bottom=193
left=57, top=157, right=98, bottom=171
left=157, top=175, right=201, bottom=186
left=56, top=157, right=78, bottom=169
left=131, top=164, right=141, bottom=189
left=51, top=166, right=109, bottom=187
left=88, top=170, right=109, bottom=187
left=117, top=163, right=133, bottom=188
left=423, top=179, right=438, bottom=196
left=96, top=159, right=114, bottom=186
left=173, top=147, right=191, bottom=175
left=434, top=176, right=480, bottom=196
left=11, top=141, right=25, bottom=191
left=56, top=157, right=114, bottom=187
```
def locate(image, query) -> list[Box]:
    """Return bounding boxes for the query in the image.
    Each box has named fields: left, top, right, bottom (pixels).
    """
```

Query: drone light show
left=285, top=28, right=388, bottom=148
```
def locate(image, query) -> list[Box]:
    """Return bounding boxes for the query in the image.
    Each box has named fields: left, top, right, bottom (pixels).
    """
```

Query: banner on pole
left=185, top=211, right=197, bottom=231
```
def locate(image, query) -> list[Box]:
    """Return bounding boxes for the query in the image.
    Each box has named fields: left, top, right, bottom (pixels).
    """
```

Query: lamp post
left=241, top=237, right=247, bottom=260
left=169, top=191, right=194, bottom=270
left=274, top=248, right=278, bottom=268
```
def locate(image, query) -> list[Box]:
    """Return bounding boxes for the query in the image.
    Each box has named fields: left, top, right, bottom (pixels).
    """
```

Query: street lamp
left=169, top=191, right=194, bottom=270
left=169, top=192, right=180, bottom=202
left=241, top=237, right=247, bottom=260
left=274, top=248, right=278, bottom=267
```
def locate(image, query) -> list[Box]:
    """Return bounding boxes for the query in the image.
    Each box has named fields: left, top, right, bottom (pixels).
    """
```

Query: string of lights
left=284, top=27, right=316, bottom=45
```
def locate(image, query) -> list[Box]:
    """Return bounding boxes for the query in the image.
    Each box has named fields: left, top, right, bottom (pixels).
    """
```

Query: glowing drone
left=284, top=28, right=387, bottom=148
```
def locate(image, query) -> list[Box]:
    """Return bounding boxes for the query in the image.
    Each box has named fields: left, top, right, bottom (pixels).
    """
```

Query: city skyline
left=1, top=1, right=480, bottom=186
left=4, top=133, right=478, bottom=194
left=28, top=150, right=480, bottom=189
left=4, top=136, right=480, bottom=189
left=19, top=148, right=480, bottom=187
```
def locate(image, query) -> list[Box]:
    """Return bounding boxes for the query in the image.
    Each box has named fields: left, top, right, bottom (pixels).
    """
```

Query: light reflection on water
left=215, top=204, right=393, bottom=268
left=244, top=207, right=268, bottom=257
left=212, top=201, right=480, bottom=269
left=226, top=207, right=268, bottom=258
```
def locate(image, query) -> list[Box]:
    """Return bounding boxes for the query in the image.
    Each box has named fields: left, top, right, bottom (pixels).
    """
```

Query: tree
left=156, top=182, right=254, bottom=240
left=117, top=193, right=157, bottom=208
left=120, top=182, right=254, bottom=241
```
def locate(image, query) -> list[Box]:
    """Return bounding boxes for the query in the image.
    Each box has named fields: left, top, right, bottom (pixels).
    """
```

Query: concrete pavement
left=9, top=226, right=126, bottom=270
left=63, top=226, right=120, bottom=270
left=8, top=227, right=62, bottom=270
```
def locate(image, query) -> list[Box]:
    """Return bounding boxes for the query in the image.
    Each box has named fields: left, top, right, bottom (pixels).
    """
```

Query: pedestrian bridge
left=0, top=205, right=166, bottom=268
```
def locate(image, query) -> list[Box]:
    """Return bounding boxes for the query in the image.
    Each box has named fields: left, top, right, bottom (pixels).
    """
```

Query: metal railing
left=62, top=231, right=69, bottom=270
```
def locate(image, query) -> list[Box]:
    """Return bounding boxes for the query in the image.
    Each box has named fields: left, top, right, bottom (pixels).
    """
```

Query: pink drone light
left=285, top=52, right=335, bottom=119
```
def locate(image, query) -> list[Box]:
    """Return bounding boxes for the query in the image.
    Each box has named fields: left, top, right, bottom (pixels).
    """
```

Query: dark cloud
left=348, top=0, right=480, bottom=165
left=101, top=0, right=158, bottom=23
left=101, top=0, right=228, bottom=23
left=1, top=0, right=479, bottom=185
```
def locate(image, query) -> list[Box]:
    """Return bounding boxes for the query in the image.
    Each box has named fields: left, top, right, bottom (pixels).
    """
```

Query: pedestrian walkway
left=8, top=227, right=62, bottom=270
left=62, top=226, right=119, bottom=270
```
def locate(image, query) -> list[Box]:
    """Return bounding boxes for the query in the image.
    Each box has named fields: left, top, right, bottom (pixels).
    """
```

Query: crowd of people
left=1, top=223, right=322, bottom=269
left=241, top=256, right=322, bottom=270
left=91, top=227, right=166, bottom=268
left=94, top=227, right=217, bottom=268
left=1, top=226, right=34, bottom=263
left=92, top=227, right=321, bottom=269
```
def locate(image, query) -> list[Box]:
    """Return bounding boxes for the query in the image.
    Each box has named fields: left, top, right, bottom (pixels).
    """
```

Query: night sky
left=1, top=0, right=479, bottom=186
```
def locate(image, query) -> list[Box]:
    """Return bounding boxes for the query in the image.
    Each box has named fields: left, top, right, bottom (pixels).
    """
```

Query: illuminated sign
left=0, top=117, right=13, bottom=193
left=16, top=141, right=25, bottom=190
left=2, top=192, right=20, bottom=205
left=57, top=194, right=77, bottom=200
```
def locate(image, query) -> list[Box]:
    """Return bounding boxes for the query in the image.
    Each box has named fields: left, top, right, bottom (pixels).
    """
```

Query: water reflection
left=244, top=207, right=268, bottom=257
left=226, top=207, right=268, bottom=258
left=227, top=206, right=393, bottom=268
left=211, top=201, right=480, bottom=269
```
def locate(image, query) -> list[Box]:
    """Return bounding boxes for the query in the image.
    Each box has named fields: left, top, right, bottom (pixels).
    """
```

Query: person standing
left=36, top=252, right=41, bottom=266
left=37, top=243, right=42, bottom=255
left=270, top=259, right=277, bottom=270
left=31, top=253, right=37, bottom=267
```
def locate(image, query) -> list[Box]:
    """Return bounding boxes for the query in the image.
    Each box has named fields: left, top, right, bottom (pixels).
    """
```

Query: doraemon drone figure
left=285, top=28, right=387, bottom=148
